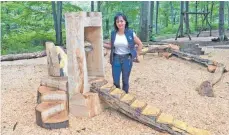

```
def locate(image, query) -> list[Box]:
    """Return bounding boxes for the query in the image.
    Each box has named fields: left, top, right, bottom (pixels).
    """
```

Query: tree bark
left=149, top=1, right=154, bottom=40
left=155, top=1, right=159, bottom=34
left=57, top=1, right=62, bottom=46
left=219, top=1, right=225, bottom=41
left=185, top=1, right=190, bottom=34
left=52, top=2, right=58, bottom=44
left=139, top=1, right=149, bottom=42
left=90, top=81, right=183, bottom=135
left=195, top=1, right=198, bottom=31
left=1, top=51, right=46, bottom=61
left=180, top=1, right=184, bottom=37
left=170, top=2, right=175, bottom=25
left=91, top=1, right=94, bottom=11
left=210, top=2, right=214, bottom=24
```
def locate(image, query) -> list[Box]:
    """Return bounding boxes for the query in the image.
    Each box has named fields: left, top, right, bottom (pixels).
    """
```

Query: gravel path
left=1, top=49, right=229, bottom=135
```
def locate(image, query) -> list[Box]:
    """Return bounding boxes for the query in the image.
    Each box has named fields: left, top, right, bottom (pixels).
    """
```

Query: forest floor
left=1, top=31, right=229, bottom=135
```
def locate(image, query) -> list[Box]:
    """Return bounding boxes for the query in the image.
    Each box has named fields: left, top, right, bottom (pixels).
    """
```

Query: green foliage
left=1, top=1, right=82, bottom=55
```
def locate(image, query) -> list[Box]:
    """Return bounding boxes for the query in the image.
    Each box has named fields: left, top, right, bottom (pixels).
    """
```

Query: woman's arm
left=134, top=35, right=143, bottom=60
left=103, top=41, right=112, bottom=49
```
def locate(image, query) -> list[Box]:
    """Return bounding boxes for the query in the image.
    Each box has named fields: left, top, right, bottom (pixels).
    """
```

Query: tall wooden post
left=65, top=12, right=104, bottom=117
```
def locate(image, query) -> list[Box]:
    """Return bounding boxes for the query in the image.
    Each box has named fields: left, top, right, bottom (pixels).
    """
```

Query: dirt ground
left=1, top=43, right=229, bottom=134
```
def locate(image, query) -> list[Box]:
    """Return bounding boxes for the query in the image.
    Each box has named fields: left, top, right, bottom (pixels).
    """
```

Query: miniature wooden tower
left=35, top=12, right=105, bottom=129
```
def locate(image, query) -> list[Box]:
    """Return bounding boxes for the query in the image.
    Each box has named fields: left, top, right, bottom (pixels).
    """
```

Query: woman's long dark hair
left=113, top=12, right=129, bottom=31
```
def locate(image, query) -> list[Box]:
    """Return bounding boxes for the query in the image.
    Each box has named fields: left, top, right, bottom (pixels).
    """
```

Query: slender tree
left=170, top=1, right=175, bottom=25
left=149, top=1, right=154, bottom=40
left=57, top=1, right=62, bottom=46
left=97, top=1, right=101, bottom=12
left=185, top=1, right=190, bottom=34
left=179, top=1, right=184, bottom=37
left=195, top=1, right=198, bottom=31
left=52, top=1, right=62, bottom=46
left=155, top=1, right=159, bottom=34
left=139, top=1, right=149, bottom=42
left=91, top=1, right=94, bottom=11
left=219, top=1, right=225, bottom=41
left=210, top=2, right=214, bottom=23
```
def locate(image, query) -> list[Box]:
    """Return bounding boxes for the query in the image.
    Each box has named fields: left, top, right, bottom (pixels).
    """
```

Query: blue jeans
left=112, top=54, right=133, bottom=93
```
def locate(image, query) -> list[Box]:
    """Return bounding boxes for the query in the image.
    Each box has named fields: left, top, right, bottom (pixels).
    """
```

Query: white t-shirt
left=114, top=32, right=136, bottom=55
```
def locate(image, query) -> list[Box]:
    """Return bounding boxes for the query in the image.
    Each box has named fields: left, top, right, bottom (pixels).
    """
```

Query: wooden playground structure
left=35, top=12, right=227, bottom=135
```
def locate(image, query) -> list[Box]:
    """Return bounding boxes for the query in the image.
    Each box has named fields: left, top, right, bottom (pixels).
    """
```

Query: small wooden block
left=100, top=82, right=116, bottom=93
left=172, top=119, right=188, bottom=131
left=156, top=113, right=174, bottom=125
left=207, top=65, right=216, bottom=73
left=186, top=126, right=211, bottom=135
left=120, top=94, right=135, bottom=105
left=110, top=88, right=125, bottom=99
left=141, top=105, right=161, bottom=117
left=130, top=100, right=147, bottom=110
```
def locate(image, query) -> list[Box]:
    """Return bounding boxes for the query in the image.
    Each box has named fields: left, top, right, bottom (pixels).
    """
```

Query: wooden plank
left=37, top=86, right=67, bottom=103
left=40, top=76, right=68, bottom=91
left=65, top=12, right=89, bottom=98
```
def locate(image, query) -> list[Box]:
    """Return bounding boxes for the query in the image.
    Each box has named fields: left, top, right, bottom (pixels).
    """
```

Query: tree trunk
left=228, top=2, right=229, bottom=29
left=90, top=81, right=184, bottom=135
left=149, top=1, right=154, bottom=41
left=195, top=1, right=198, bottom=31
left=206, top=1, right=209, bottom=26
left=180, top=1, right=184, bottom=37
left=97, top=1, right=101, bottom=12
left=219, top=1, right=225, bottom=41
left=210, top=2, right=214, bottom=24
left=185, top=1, right=190, bottom=34
left=57, top=1, right=62, bottom=46
left=170, top=2, right=175, bottom=25
left=155, top=1, right=159, bottom=34
left=52, top=2, right=58, bottom=44
left=1, top=51, right=46, bottom=61
left=91, top=1, right=94, bottom=11
left=139, top=1, right=149, bottom=42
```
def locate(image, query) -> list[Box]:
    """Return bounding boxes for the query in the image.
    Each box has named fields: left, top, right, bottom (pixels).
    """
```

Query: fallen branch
left=1, top=51, right=46, bottom=61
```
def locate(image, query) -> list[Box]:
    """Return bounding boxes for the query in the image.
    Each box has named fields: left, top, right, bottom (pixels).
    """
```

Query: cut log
left=1, top=42, right=94, bottom=62
left=197, top=65, right=225, bottom=97
left=40, top=76, right=68, bottom=91
left=168, top=49, right=213, bottom=67
left=37, top=86, right=67, bottom=104
left=35, top=101, right=66, bottom=122
left=36, top=110, right=68, bottom=129
left=1, top=51, right=46, bottom=61
left=69, top=92, right=103, bottom=117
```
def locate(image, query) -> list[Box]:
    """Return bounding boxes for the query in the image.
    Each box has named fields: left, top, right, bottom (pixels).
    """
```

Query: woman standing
left=104, top=13, right=143, bottom=93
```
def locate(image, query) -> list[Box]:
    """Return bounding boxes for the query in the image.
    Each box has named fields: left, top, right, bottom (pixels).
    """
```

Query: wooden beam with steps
left=90, top=79, right=211, bottom=135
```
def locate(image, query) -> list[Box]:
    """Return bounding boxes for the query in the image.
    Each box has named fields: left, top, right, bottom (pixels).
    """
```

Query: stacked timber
left=35, top=42, right=69, bottom=129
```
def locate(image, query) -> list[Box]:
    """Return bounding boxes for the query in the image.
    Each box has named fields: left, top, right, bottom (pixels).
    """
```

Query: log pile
left=89, top=78, right=211, bottom=135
